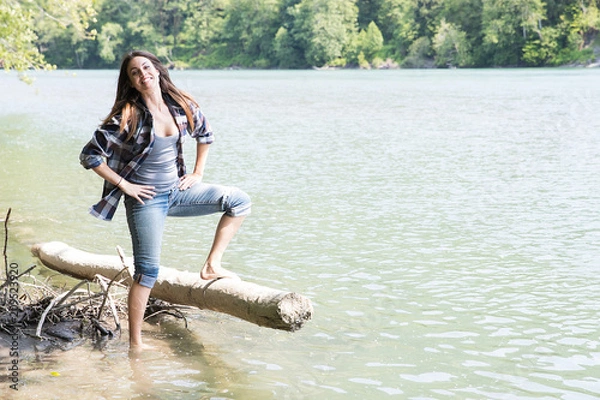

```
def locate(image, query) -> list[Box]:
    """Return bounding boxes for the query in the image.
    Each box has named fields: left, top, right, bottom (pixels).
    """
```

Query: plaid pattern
left=80, top=96, right=213, bottom=221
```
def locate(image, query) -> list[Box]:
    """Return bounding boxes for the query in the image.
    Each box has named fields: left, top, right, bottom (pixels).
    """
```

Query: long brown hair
left=103, top=50, right=198, bottom=140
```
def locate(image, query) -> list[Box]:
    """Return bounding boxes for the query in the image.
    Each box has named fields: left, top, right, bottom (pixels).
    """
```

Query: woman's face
left=127, top=56, right=160, bottom=94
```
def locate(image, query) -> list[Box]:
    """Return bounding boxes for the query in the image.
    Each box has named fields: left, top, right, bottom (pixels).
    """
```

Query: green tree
left=402, top=36, right=431, bottom=67
left=566, top=0, right=600, bottom=48
left=378, top=0, right=419, bottom=58
left=97, top=22, right=124, bottom=64
left=522, top=25, right=561, bottom=65
left=289, top=0, right=358, bottom=67
left=416, top=0, right=444, bottom=37
left=0, top=0, right=47, bottom=72
left=432, top=18, right=471, bottom=66
left=360, top=20, right=384, bottom=60
left=3, top=0, right=599, bottom=70
left=274, top=26, right=307, bottom=67
left=348, top=20, right=384, bottom=66
left=439, top=0, right=483, bottom=35
left=545, top=0, right=573, bottom=24
left=219, top=0, right=281, bottom=67
left=548, top=0, right=599, bottom=65
left=122, top=0, right=192, bottom=66
left=356, top=0, right=383, bottom=29
left=481, top=0, right=546, bottom=65
left=181, top=0, right=228, bottom=66
left=273, top=0, right=305, bottom=67
left=1, top=0, right=95, bottom=76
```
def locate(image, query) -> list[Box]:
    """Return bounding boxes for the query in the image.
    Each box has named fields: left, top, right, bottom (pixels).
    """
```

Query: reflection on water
left=1, top=69, right=600, bottom=398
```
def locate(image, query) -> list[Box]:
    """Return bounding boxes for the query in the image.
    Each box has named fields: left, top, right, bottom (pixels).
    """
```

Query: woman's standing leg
left=128, top=283, right=152, bottom=347
left=125, top=192, right=169, bottom=348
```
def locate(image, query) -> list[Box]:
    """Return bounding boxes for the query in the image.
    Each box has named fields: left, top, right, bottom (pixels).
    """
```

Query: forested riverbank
left=2, top=0, right=599, bottom=74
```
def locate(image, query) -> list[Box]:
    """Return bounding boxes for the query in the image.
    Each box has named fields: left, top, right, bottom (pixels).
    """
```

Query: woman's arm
left=91, top=162, right=156, bottom=205
left=178, top=143, right=209, bottom=191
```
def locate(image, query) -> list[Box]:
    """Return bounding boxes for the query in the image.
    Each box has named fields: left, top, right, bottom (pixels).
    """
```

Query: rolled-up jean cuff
left=224, top=190, right=252, bottom=217
left=228, top=206, right=251, bottom=217
left=133, top=273, right=157, bottom=289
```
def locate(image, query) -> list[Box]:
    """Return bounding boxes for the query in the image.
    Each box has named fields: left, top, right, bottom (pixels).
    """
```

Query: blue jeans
left=124, top=182, right=251, bottom=288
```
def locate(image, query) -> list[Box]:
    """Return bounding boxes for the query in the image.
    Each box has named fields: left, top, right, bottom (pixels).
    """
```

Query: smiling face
left=127, top=56, right=160, bottom=94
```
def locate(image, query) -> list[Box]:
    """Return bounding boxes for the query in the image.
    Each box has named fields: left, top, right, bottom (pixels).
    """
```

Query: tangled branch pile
left=0, top=208, right=186, bottom=350
left=0, top=262, right=128, bottom=347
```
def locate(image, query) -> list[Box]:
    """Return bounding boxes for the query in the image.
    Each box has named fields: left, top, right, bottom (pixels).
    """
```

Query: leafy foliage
left=0, top=1, right=47, bottom=72
left=433, top=19, right=470, bottom=67
left=2, top=0, right=599, bottom=70
left=1, top=0, right=96, bottom=80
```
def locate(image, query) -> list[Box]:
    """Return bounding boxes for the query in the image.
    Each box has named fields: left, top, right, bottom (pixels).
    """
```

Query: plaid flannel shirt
left=80, top=96, right=213, bottom=221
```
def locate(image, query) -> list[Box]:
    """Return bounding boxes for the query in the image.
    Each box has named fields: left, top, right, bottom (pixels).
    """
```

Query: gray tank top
left=131, top=134, right=179, bottom=192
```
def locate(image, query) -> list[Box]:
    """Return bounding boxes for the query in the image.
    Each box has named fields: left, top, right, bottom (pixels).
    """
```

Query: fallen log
left=31, top=241, right=313, bottom=332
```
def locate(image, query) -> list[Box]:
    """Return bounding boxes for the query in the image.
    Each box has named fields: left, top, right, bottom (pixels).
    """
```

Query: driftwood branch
left=36, top=287, right=88, bottom=339
left=3, top=208, right=11, bottom=279
left=31, top=242, right=313, bottom=331
left=95, top=274, right=121, bottom=331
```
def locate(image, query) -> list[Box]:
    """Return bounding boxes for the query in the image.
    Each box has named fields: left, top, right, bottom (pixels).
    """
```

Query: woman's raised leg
left=201, top=214, right=246, bottom=280
left=168, top=183, right=251, bottom=281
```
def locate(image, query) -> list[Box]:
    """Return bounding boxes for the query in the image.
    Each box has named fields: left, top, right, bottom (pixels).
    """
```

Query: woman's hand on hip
left=178, top=173, right=202, bottom=191
left=119, top=180, right=156, bottom=204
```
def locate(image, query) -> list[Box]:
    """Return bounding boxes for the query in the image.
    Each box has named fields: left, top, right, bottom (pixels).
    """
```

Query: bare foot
left=129, top=342, right=155, bottom=357
left=200, top=262, right=240, bottom=281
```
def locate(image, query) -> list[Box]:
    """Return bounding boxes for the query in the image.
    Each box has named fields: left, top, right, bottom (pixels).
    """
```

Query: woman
left=80, top=50, right=251, bottom=348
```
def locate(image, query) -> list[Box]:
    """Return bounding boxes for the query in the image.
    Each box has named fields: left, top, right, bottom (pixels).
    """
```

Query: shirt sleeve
left=79, top=119, right=121, bottom=169
left=190, top=103, right=214, bottom=145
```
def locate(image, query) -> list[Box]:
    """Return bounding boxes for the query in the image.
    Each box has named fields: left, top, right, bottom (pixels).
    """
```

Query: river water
left=1, top=68, right=599, bottom=399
